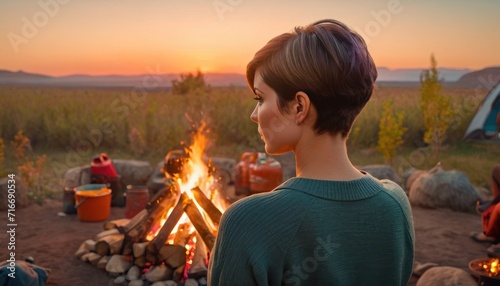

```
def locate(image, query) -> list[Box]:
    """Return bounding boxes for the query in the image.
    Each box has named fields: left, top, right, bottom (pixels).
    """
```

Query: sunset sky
left=1, top=0, right=499, bottom=76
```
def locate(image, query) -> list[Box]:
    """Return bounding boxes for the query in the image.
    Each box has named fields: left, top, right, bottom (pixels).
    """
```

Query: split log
left=146, top=192, right=188, bottom=261
left=104, top=218, right=130, bottom=230
left=84, top=239, right=96, bottom=252
left=173, top=265, right=185, bottom=282
left=191, top=187, right=222, bottom=224
left=158, top=244, right=186, bottom=269
left=89, top=253, right=103, bottom=266
left=75, top=241, right=89, bottom=258
left=97, top=256, right=111, bottom=269
left=95, top=234, right=125, bottom=256
left=184, top=197, right=216, bottom=250
left=188, top=233, right=208, bottom=278
left=121, top=209, right=148, bottom=233
left=80, top=252, right=102, bottom=265
left=133, top=241, right=149, bottom=258
left=122, top=186, right=177, bottom=255
left=173, top=223, right=192, bottom=247
left=94, top=228, right=120, bottom=241
left=145, top=264, right=173, bottom=282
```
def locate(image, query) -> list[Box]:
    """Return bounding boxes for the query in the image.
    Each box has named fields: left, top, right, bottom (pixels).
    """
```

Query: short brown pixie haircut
left=246, top=19, right=377, bottom=137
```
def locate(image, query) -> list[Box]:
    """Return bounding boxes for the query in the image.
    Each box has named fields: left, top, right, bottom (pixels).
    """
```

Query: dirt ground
left=0, top=192, right=492, bottom=286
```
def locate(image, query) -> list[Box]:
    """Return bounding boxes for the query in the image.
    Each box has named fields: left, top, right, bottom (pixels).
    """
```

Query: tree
left=171, top=69, right=208, bottom=95
left=420, top=55, right=455, bottom=157
left=377, top=100, right=407, bottom=165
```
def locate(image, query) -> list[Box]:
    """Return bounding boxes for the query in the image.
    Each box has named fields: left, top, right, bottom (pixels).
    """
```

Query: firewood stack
left=75, top=182, right=223, bottom=286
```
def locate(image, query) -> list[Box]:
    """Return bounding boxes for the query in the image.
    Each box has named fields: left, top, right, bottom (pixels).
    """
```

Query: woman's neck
left=293, top=132, right=362, bottom=181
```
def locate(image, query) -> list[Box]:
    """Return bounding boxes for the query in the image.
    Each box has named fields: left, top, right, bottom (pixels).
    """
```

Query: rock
left=184, top=278, right=199, bottom=286
left=211, top=157, right=237, bottom=184
left=113, top=275, right=126, bottom=284
left=80, top=166, right=91, bottom=185
left=144, top=265, right=173, bottom=282
left=413, top=261, right=439, bottom=277
left=198, top=277, right=207, bottom=286
left=360, top=164, right=402, bottom=186
left=0, top=174, right=29, bottom=211
left=112, top=159, right=152, bottom=187
left=129, top=279, right=145, bottom=286
left=63, top=166, right=84, bottom=187
left=416, top=266, right=476, bottom=286
left=147, top=161, right=168, bottom=194
left=409, top=167, right=480, bottom=212
left=165, top=281, right=178, bottom=286
left=151, top=282, right=167, bottom=286
left=105, top=255, right=133, bottom=274
left=127, top=265, right=141, bottom=281
left=405, top=169, right=426, bottom=191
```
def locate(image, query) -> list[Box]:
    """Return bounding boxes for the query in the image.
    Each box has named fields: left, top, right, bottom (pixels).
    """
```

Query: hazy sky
left=1, top=0, right=499, bottom=76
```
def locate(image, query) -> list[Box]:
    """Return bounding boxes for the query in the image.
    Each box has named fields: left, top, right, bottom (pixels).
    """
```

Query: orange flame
left=146, top=122, right=226, bottom=242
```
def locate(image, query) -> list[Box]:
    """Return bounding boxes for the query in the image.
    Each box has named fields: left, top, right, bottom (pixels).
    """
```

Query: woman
left=208, top=19, right=414, bottom=285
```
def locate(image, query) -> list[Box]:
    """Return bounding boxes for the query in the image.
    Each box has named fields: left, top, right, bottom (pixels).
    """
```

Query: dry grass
left=0, top=84, right=497, bottom=191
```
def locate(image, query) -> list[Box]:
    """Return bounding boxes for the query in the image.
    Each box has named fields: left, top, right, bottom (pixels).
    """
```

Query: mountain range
left=1, top=67, right=499, bottom=88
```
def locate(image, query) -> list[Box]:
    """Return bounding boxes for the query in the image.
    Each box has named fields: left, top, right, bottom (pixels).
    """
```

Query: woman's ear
left=294, top=91, right=311, bottom=125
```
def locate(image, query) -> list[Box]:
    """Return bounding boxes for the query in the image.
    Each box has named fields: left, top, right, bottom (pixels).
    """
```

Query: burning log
left=146, top=192, right=189, bottom=262
left=188, top=234, right=208, bottom=278
left=184, top=195, right=216, bottom=250
left=122, top=186, right=177, bottom=255
left=191, top=187, right=222, bottom=225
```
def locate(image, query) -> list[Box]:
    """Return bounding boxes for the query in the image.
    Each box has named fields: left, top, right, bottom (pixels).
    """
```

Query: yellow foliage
left=420, top=55, right=456, bottom=156
left=377, top=99, right=407, bottom=164
left=11, top=130, right=31, bottom=160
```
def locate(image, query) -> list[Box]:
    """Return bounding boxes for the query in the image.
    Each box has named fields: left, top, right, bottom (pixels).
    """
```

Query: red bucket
left=125, top=186, right=149, bottom=219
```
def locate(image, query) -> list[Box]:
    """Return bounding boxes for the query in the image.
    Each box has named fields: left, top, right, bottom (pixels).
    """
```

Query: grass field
left=1, top=84, right=498, bottom=198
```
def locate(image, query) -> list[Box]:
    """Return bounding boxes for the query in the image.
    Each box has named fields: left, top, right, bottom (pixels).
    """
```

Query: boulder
left=409, top=166, right=480, bottom=212
left=0, top=174, right=29, bottom=211
left=147, top=161, right=168, bottom=195
left=210, top=157, right=237, bottom=184
left=112, top=159, right=152, bottom=187
left=416, top=266, right=476, bottom=286
left=360, top=164, right=402, bottom=186
left=63, top=165, right=91, bottom=187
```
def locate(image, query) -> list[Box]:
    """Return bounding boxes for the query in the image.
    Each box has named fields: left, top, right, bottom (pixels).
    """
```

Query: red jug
left=249, top=153, right=283, bottom=194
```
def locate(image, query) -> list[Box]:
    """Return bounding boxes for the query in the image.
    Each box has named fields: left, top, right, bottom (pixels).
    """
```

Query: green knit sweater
left=208, top=175, right=414, bottom=286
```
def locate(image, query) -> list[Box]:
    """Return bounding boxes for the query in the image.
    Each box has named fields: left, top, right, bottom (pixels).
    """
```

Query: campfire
left=75, top=123, right=228, bottom=284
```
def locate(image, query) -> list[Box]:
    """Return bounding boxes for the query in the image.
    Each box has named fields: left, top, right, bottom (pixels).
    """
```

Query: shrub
left=172, top=69, right=208, bottom=95
left=377, top=100, right=407, bottom=165
left=420, top=55, right=456, bottom=157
